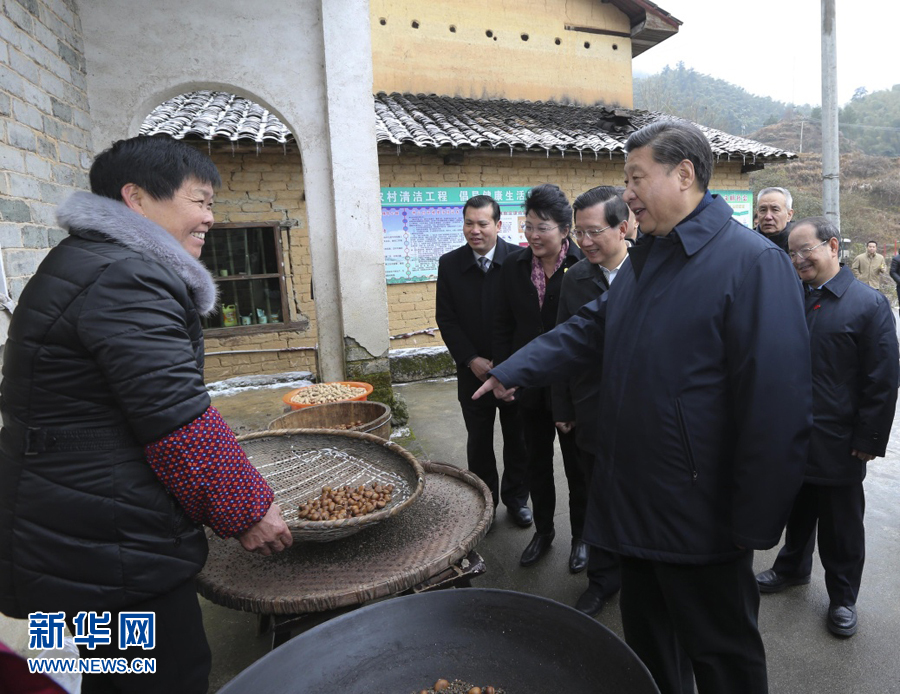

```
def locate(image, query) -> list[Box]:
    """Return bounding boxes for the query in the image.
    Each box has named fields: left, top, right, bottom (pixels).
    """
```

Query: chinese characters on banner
left=381, top=187, right=531, bottom=284
left=381, top=187, right=754, bottom=284
left=712, top=189, right=754, bottom=228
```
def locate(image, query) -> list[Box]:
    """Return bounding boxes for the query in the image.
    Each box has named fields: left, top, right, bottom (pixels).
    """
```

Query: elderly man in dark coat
left=756, top=217, right=899, bottom=638
left=474, top=120, right=811, bottom=694
left=754, top=186, right=794, bottom=252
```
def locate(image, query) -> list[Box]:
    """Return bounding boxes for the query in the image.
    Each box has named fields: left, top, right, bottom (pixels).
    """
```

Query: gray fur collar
left=56, top=191, right=218, bottom=315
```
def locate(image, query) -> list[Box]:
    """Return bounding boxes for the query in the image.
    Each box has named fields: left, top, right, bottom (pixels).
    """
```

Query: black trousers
left=620, top=551, right=767, bottom=694
left=75, top=579, right=210, bottom=694
left=519, top=403, right=585, bottom=535
left=458, top=389, right=529, bottom=511
left=576, top=445, right=621, bottom=597
left=772, top=481, right=865, bottom=606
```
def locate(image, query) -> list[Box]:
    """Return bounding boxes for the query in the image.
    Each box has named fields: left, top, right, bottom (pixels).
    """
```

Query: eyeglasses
left=788, top=240, right=828, bottom=261
left=573, top=225, right=612, bottom=241
left=520, top=222, right=560, bottom=236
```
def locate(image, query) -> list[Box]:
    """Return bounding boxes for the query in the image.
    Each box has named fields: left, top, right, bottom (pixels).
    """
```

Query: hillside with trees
left=633, top=68, right=900, bottom=286
left=633, top=63, right=813, bottom=136
left=746, top=88, right=900, bottom=269
left=748, top=154, right=900, bottom=258
left=839, top=86, right=900, bottom=157
left=634, top=66, right=900, bottom=158
left=751, top=86, right=900, bottom=158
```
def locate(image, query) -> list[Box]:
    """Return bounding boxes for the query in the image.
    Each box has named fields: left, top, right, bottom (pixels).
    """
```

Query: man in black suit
left=436, top=195, right=532, bottom=527
left=552, top=186, right=628, bottom=616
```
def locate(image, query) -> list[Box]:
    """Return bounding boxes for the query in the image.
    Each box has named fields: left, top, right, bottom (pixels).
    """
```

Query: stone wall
left=0, top=0, right=90, bottom=350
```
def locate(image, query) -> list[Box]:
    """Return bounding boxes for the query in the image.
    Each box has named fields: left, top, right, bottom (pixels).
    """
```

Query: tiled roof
left=375, top=93, right=794, bottom=163
left=140, top=91, right=292, bottom=143
left=141, top=90, right=795, bottom=163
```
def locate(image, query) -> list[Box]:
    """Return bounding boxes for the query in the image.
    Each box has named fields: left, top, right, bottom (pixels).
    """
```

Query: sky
left=632, top=0, right=900, bottom=107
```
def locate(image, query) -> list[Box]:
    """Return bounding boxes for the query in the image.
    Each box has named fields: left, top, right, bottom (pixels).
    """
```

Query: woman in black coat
left=0, top=136, right=292, bottom=693
left=493, top=183, right=586, bottom=569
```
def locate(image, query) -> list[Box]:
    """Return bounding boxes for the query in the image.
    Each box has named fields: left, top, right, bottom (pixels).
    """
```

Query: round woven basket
left=197, top=461, right=493, bottom=615
left=267, top=400, right=391, bottom=440
left=237, top=429, right=425, bottom=542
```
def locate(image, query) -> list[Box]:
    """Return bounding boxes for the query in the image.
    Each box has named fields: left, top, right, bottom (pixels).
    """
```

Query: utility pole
left=821, top=0, right=840, bottom=232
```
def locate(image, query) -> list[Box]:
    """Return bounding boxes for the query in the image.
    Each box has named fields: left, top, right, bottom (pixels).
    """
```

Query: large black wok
left=219, top=588, right=660, bottom=694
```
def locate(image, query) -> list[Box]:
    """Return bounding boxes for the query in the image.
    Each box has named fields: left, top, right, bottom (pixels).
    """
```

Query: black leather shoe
left=507, top=505, right=534, bottom=528
left=827, top=604, right=857, bottom=637
left=569, top=539, right=589, bottom=574
left=574, top=590, right=605, bottom=617
left=520, top=530, right=555, bottom=566
left=755, top=569, right=811, bottom=594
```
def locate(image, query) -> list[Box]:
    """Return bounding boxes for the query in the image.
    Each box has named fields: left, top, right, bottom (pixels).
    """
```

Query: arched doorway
left=140, top=90, right=319, bottom=383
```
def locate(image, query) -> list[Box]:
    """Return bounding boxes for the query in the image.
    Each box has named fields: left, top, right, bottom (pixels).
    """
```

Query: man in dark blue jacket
left=754, top=186, right=794, bottom=252
left=756, top=217, right=898, bottom=638
left=435, top=195, right=531, bottom=527
left=552, top=187, right=629, bottom=615
left=474, top=121, right=811, bottom=694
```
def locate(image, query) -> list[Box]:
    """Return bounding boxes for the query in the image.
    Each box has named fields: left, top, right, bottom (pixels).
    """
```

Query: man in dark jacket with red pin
left=756, top=217, right=898, bottom=639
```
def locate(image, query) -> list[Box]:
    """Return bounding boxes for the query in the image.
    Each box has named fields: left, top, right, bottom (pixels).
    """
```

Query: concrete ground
left=3, top=375, right=899, bottom=693
left=202, top=377, right=900, bottom=694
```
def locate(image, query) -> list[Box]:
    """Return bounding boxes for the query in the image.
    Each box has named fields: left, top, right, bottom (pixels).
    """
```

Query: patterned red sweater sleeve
left=144, top=406, right=274, bottom=538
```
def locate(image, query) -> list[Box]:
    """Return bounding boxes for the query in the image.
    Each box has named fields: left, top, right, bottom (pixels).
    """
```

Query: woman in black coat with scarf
left=0, top=136, right=292, bottom=693
left=493, top=184, right=587, bottom=569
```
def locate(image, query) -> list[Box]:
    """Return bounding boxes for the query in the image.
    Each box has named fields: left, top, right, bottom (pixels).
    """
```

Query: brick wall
left=175, top=143, right=750, bottom=380
left=199, top=145, right=318, bottom=382
left=387, top=280, right=437, bottom=345
left=381, top=147, right=751, bottom=350
left=0, top=0, right=90, bottom=303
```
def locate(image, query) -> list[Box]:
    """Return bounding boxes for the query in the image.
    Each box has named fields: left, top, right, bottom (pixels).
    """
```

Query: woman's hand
left=473, top=376, right=518, bottom=402
left=238, top=502, right=293, bottom=555
left=555, top=421, right=575, bottom=434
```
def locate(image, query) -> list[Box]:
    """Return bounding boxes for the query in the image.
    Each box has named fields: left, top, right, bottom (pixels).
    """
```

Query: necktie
left=478, top=257, right=490, bottom=273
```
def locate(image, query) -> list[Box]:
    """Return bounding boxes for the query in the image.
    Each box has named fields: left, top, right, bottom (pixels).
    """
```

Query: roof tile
left=140, top=90, right=795, bottom=162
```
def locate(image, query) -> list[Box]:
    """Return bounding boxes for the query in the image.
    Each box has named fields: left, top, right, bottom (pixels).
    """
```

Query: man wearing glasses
left=756, top=217, right=898, bottom=638
left=551, top=186, right=628, bottom=616
left=435, top=195, right=532, bottom=529
left=474, top=121, right=811, bottom=694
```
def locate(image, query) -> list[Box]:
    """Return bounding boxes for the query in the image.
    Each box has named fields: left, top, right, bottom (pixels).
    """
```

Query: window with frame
left=200, top=222, right=289, bottom=332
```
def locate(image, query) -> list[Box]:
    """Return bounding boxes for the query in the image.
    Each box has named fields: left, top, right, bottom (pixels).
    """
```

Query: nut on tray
left=237, top=429, right=425, bottom=541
